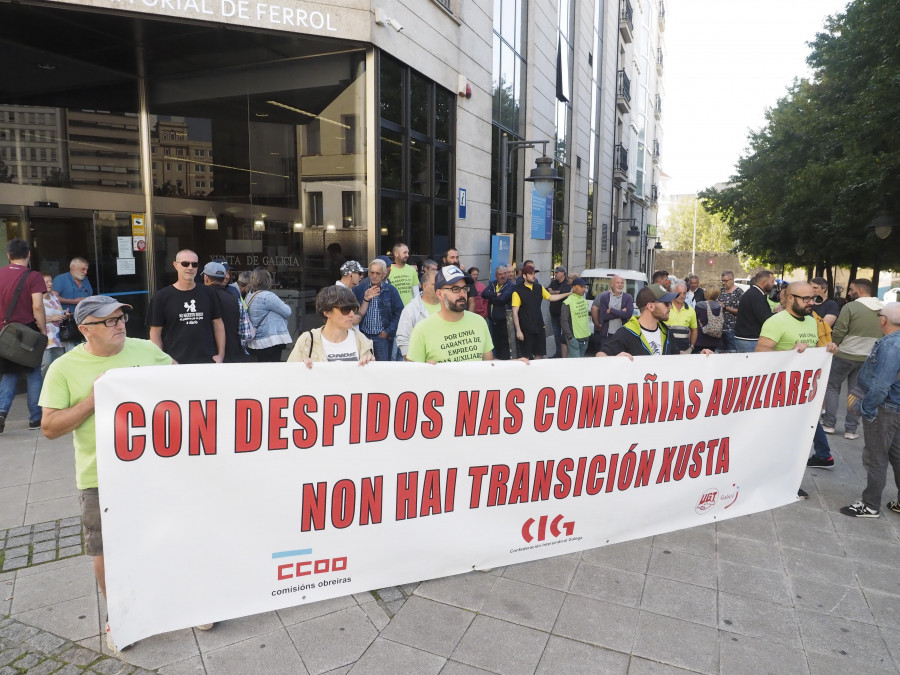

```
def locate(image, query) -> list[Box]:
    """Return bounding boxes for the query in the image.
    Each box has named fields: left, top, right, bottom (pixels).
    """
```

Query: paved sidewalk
left=2, top=395, right=900, bottom=674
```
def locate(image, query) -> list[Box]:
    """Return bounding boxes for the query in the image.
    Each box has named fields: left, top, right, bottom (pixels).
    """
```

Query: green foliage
left=702, top=0, right=900, bottom=271
left=662, top=196, right=734, bottom=252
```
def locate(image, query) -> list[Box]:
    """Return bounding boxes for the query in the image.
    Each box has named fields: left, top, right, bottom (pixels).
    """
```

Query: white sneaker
left=844, top=431, right=859, bottom=440
left=195, top=623, right=214, bottom=631
left=105, top=621, right=119, bottom=653
left=822, top=426, right=836, bottom=434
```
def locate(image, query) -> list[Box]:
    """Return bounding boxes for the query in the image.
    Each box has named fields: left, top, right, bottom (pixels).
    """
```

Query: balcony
left=650, top=184, right=659, bottom=204
left=652, top=139, right=660, bottom=164
left=655, top=94, right=662, bottom=120
left=616, top=70, right=631, bottom=114
left=619, top=0, right=633, bottom=44
left=656, top=48, right=664, bottom=76
left=658, top=0, right=666, bottom=31
left=614, top=144, right=628, bottom=184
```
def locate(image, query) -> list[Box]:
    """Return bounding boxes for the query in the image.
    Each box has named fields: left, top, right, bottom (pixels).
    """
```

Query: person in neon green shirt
left=666, top=282, right=698, bottom=351
left=562, top=277, right=592, bottom=357
left=407, top=266, right=494, bottom=363
left=388, top=243, right=419, bottom=306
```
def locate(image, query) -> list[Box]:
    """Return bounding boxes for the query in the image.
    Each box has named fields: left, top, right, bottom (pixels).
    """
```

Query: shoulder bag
left=0, top=270, right=49, bottom=368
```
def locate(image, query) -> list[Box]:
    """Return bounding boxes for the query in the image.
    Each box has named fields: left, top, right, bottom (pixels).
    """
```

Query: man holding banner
left=595, top=284, right=681, bottom=358
left=37, top=296, right=213, bottom=651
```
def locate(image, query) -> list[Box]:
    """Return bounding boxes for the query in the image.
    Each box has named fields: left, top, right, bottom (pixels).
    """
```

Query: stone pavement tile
left=717, top=593, right=801, bottom=648
left=157, top=655, right=207, bottom=675
left=646, top=548, right=717, bottom=590
left=11, top=559, right=96, bottom=613
left=881, top=626, right=900, bottom=672
left=12, top=594, right=100, bottom=642
left=781, top=547, right=855, bottom=586
left=796, top=610, right=892, bottom=667
left=652, top=524, right=716, bottom=558
left=789, top=576, right=874, bottom=624
left=717, top=533, right=783, bottom=571
left=551, top=593, right=640, bottom=654
left=855, top=560, right=900, bottom=597
left=839, top=533, right=900, bottom=567
left=773, top=503, right=834, bottom=533
left=77, top=636, right=102, bottom=653
left=501, top=553, right=579, bottom=591
left=192, top=610, right=282, bottom=651
left=348, top=638, right=444, bottom=675
left=286, top=606, right=376, bottom=674
left=449, top=615, right=547, bottom=675
left=322, top=668, right=351, bottom=675
left=568, top=561, right=644, bottom=608
left=626, top=656, right=699, bottom=674
left=379, top=596, right=473, bottom=657
left=582, top=538, right=652, bottom=573
left=719, top=633, right=809, bottom=675
left=16, top=555, right=88, bottom=578
left=359, top=602, right=390, bottom=631
left=277, top=595, right=357, bottom=627
left=385, top=599, right=405, bottom=615
left=863, top=589, right=900, bottom=627
left=438, top=662, right=492, bottom=674
left=0, top=485, right=28, bottom=530
left=829, top=509, right=899, bottom=541
left=58, top=644, right=103, bottom=667
left=639, top=576, right=717, bottom=628
left=716, top=510, right=778, bottom=542
left=414, top=572, right=498, bottom=612
left=631, top=611, right=718, bottom=675
left=203, top=627, right=307, bottom=675
left=374, top=587, right=403, bottom=603
left=478, top=577, right=566, bottom=632
left=716, top=560, right=791, bottom=605
left=535, top=635, right=629, bottom=674
left=108, top=628, right=197, bottom=670
left=352, top=592, right=375, bottom=605
left=0, top=452, right=33, bottom=490
left=805, top=650, right=898, bottom=675
left=27, top=479, right=78, bottom=504
left=775, top=521, right=846, bottom=557
left=29, top=456, right=73, bottom=484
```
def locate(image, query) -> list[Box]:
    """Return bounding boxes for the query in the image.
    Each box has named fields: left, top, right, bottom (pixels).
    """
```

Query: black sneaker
left=887, top=501, right=900, bottom=514
left=797, top=489, right=809, bottom=500
left=28, top=419, right=41, bottom=430
left=0, top=414, right=5, bottom=433
left=807, top=456, right=834, bottom=469
left=840, top=501, right=879, bottom=518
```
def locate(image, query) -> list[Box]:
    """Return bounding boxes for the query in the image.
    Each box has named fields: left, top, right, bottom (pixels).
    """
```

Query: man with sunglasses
left=407, top=265, right=493, bottom=363
left=147, top=249, right=225, bottom=364
left=757, top=281, right=839, bottom=484
left=39, top=295, right=183, bottom=652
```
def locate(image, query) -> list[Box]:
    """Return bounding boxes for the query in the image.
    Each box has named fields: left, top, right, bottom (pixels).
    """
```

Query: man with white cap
left=337, top=260, right=365, bottom=289
left=38, top=296, right=213, bottom=651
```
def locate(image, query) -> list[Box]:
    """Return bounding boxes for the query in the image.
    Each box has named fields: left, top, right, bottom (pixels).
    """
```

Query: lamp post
left=499, top=137, right=562, bottom=262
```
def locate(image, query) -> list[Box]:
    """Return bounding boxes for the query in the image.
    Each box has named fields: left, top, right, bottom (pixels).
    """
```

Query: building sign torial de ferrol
left=95, top=351, right=831, bottom=647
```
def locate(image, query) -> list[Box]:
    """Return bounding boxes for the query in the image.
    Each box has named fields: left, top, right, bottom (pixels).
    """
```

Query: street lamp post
left=499, top=137, right=562, bottom=263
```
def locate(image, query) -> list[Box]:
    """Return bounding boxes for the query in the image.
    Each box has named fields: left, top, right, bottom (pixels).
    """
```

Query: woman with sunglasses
left=287, top=286, right=374, bottom=366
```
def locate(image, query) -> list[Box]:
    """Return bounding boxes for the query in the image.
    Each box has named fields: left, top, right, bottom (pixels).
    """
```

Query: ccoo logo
left=521, top=514, right=575, bottom=543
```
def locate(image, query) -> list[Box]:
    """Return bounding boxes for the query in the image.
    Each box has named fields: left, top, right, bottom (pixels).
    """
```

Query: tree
left=662, top=196, right=734, bottom=252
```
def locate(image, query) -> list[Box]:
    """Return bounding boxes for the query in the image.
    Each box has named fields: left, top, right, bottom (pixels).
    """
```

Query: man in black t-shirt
left=148, top=249, right=225, bottom=364
left=202, top=262, right=248, bottom=363
left=810, top=277, right=840, bottom=328
left=548, top=266, right=572, bottom=357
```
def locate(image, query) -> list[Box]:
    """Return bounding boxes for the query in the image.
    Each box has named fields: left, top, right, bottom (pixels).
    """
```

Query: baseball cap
left=202, top=262, right=227, bottom=279
left=434, top=265, right=473, bottom=288
left=212, top=258, right=233, bottom=271
left=376, top=255, right=393, bottom=268
left=572, top=277, right=587, bottom=286
left=75, top=296, right=133, bottom=325
left=637, top=284, right=678, bottom=308
left=340, top=260, right=365, bottom=275
left=520, top=263, right=539, bottom=274
left=554, top=266, right=567, bottom=275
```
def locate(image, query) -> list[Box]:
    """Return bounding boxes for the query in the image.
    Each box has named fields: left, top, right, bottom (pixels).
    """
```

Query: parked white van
left=579, top=268, right=648, bottom=304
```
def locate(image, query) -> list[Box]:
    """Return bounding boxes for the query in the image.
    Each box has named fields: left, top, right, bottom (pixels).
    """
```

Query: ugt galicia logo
left=695, top=484, right=739, bottom=515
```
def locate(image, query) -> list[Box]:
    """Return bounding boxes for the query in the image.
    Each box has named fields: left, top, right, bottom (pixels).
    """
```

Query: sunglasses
left=81, top=313, right=129, bottom=327
left=178, top=261, right=200, bottom=268
left=331, top=305, right=358, bottom=315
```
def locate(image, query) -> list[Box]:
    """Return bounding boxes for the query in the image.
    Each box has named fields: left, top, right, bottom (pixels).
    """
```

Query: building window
left=342, top=191, right=360, bottom=228
left=307, top=191, right=323, bottom=227
left=341, top=114, right=358, bottom=155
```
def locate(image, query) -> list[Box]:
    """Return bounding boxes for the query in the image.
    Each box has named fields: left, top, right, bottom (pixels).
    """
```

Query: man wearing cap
left=38, top=296, right=189, bottom=651
left=389, top=243, right=419, bottom=306
left=548, top=266, right=573, bottom=358
left=337, top=261, right=365, bottom=289
left=512, top=263, right=550, bottom=360
left=407, top=266, right=494, bottom=363
left=352, top=257, right=403, bottom=361
left=596, top=285, right=683, bottom=357
left=202, top=262, right=247, bottom=363
left=211, top=258, right=240, bottom=299
left=562, top=278, right=592, bottom=358
left=482, top=265, right=516, bottom=360
left=147, top=249, right=225, bottom=364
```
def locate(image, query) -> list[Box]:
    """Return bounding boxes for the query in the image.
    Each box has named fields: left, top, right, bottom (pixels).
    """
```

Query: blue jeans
left=734, top=338, right=757, bottom=353
left=719, top=330, right=738, bottom=353
left=366, top=334, right=393, bottom=361
left=567, top=337, right=589, bottom=358
left=812, top=422, right=832, bottom=460
left=0, top=364, right=43, bottom=422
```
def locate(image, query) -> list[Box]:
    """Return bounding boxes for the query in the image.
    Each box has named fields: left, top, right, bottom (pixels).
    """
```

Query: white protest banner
left=94, top=350, right=831, bottom=647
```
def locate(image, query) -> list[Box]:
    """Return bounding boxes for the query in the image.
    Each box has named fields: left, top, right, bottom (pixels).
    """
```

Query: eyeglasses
left=789, top=294, right=816, bottom=303
left=442, top=285, right=469, bottom=295
left=81, top=313, right=128, bottom=327
left=331, top=306, right=357, bottom=315
left=178, top=261, right=200, bottom=268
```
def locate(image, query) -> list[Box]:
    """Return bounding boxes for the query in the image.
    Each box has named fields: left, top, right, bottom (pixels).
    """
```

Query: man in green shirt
left=407, top=265, right=494, bottom=363
left=562, top=278, right=592, bottom=358
left=388, top=242, right=419, bottom=306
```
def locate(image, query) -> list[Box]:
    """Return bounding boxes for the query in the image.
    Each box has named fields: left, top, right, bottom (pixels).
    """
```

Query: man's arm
left=690, top=327, right=698, bottom=347
left=590, top=304, right=602, bottom=332
left=755, top=336, right=777, bottom=352
left=212, top=318, right=225, bottom=363
left=512, top=306, right=523, bottom=339
left=608, top=295, right=634, bottom=320
left=831, top=305, right=851, bottom=344
left=149, top=326, right=163, bottom=350
left=31, top=292, right=47, bottom=334
left=561, top=304, right=574, bottom=342
left=42, top=399, right=95, bottom=439
left=859, top=345, right=900, bottom=420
